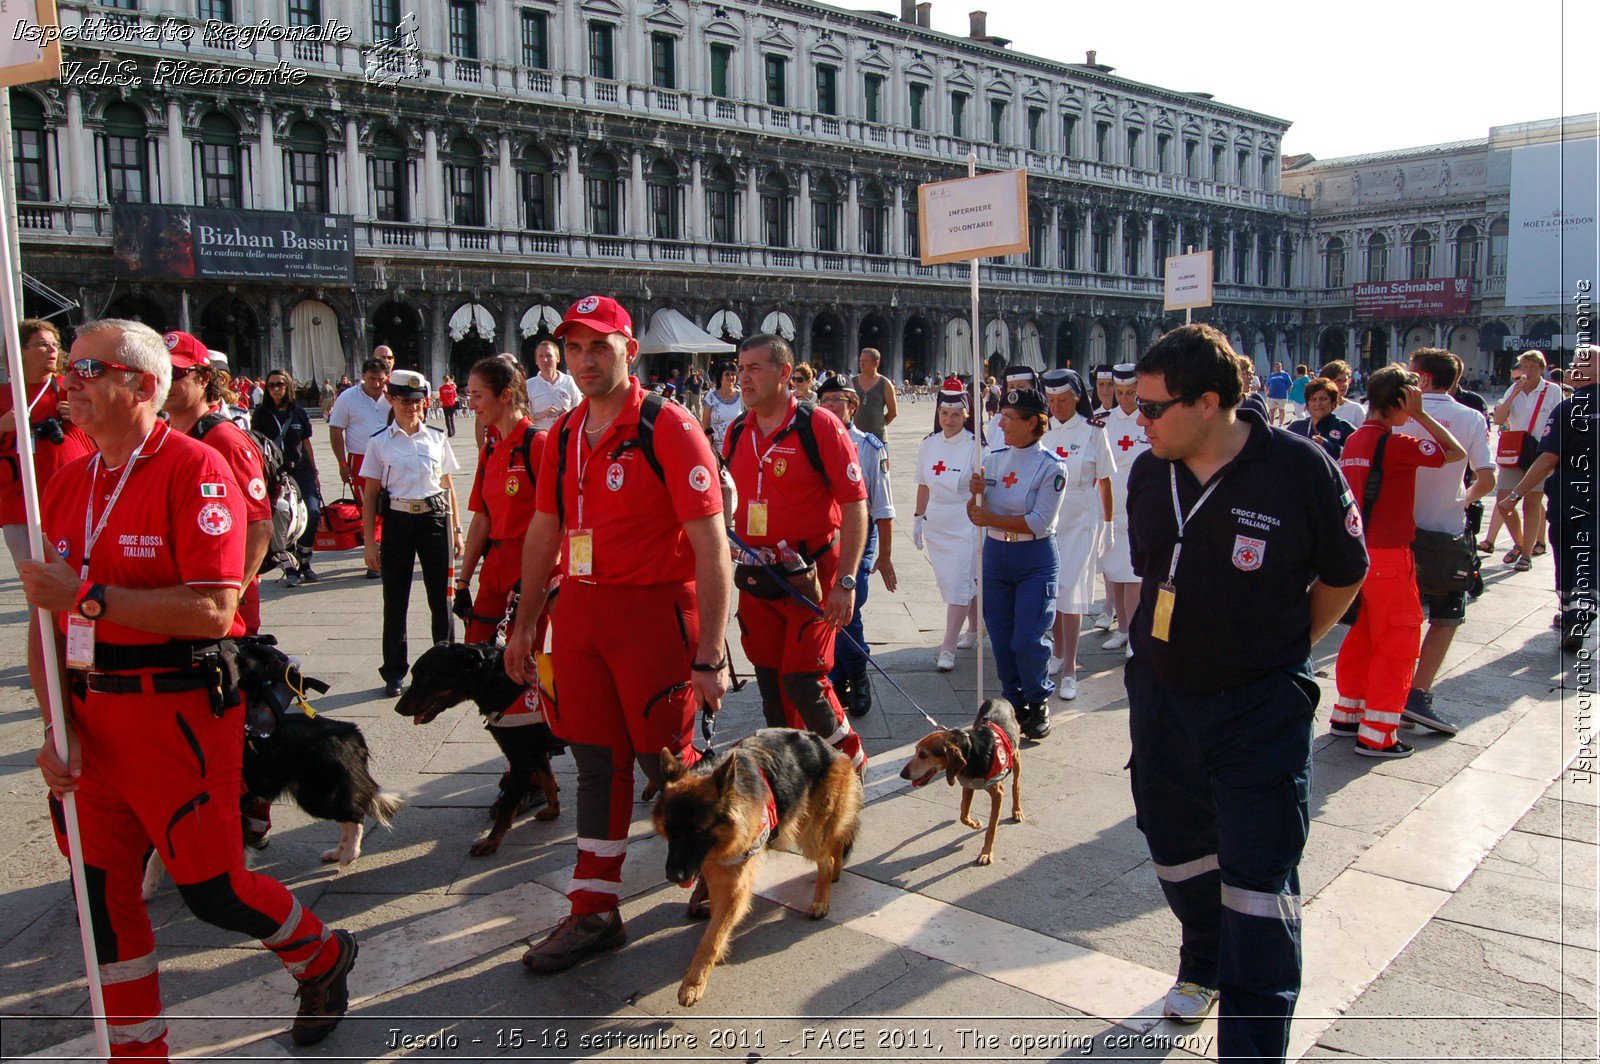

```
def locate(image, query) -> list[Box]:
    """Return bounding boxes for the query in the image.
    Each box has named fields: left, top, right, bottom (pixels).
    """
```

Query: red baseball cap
left=163, top=330, right=210, bottom=370
left=554, top=295, right=633, bottom=340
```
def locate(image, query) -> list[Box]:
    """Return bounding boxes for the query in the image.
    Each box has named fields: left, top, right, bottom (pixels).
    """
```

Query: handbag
left=1339, top=432, right=1388, bottom=626
left=1494, top=385, right=1550, bottom=469
left=1411, top=526, right=1477, bottom=595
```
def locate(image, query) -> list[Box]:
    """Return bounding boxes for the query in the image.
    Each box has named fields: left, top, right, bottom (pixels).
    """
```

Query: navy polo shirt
left=1126, top=406, right=1369, bottom=694
left=1538, top=384, right=1595, bottom=516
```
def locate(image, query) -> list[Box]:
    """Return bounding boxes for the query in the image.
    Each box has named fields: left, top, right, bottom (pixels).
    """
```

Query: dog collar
left=727, top=768, right=779, bottom=864
left=985, top=721, right=1016, bottom=782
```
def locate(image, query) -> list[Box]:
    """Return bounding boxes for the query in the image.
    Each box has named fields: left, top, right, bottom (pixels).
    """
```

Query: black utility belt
left=91, top=641, right=221, bottom=672
left=79, top=640, right=239, bottom=715
left=81, top=671, right=211, bottom=695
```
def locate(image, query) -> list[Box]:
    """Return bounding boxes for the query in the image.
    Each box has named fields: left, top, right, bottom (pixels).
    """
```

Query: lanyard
left=1166, top=463, right=1227, bottom=586
left=750, top=403, right=798, bottom=502
left=83, top=424, right=156, bottom=577
left=574, top=409, right=603, bottom=528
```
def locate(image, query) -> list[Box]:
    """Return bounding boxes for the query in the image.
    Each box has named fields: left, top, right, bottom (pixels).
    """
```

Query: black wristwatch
left=76, top=582, right=107, bottom=620
left=836, top=574, right=858, bottom=591
left=691, top=656, right=728, bottom=673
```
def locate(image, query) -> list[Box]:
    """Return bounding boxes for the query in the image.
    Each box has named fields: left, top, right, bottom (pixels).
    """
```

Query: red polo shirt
left=534, top=378, right=722, bottom=586
left=1338, top=423, right=1448, bottom=549
left=722, top=398, right=866, bottom=549
left=470, top=417, right=544, bottom=541
left=0, top=379, right=95, bottom=525
left=41, top=420, right=247, bottom=644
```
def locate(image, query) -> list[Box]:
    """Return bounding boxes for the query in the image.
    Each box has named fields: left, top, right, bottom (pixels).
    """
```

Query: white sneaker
left=1162, top=981, right=1219, bottom=1024
left=1125, top=644, right=1134, bottom=660
left=1047, top=655, right=1064, bottom=676
left=1093, top=611, right=1114, bottom=631
left=936, top=651, right=956, bottom=672
left=956, top=631, right=978, bottom=650
left=1056, top=676, right=1077, bottom=701
left=1102, top=632, right=1129, bottom=651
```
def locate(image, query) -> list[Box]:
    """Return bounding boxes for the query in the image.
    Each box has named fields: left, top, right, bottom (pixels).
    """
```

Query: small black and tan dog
left=397, top=642, right=565, bottom=856
left=653, top=728, right=862, bottom=1007
left=900, top=698, right=1024, bottom=866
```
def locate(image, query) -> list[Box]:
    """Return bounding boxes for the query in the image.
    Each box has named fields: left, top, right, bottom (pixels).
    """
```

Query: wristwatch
left=837, top=574, right=858, bottom=591
left=1506, top=489, right=1523, bottom=504
left=75, top=582, right=107, bottom=620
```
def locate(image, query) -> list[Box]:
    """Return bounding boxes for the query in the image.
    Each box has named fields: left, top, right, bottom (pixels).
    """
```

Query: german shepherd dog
left=900, top=698, right=1024, bottom=866
left=653, top=729, right=862, bottom=1007
left=396, top=642, right=566, bottom=856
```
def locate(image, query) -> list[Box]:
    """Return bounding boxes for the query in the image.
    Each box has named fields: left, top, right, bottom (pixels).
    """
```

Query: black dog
left=397, top=642, right=566, bottom=856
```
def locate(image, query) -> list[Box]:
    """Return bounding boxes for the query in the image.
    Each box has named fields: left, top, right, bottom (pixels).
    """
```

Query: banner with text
left=918, top=170, right=1028, bottom=265
left=1163, top=250, right=1214, bottom=310
left=1506, top=139, right=1598, bottom=308
left=1352, top=278, right=1473, bottom=319
left=113, top=204, right=356, bottom=284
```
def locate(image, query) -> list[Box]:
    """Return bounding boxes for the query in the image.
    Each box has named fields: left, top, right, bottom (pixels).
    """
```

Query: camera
left=32, top=417, right=65, bottom=445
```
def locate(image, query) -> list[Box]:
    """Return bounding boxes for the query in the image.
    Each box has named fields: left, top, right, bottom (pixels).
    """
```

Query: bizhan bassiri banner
left=113, top=203, right=355, bottom=283
left=1505, top=140, right=1598, bottom=308
left=1353, top=278, right=1473, bottom=319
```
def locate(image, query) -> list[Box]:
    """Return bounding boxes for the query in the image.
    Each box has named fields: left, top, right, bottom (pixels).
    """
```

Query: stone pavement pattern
left=0, top=402, right=1593, bottom=1062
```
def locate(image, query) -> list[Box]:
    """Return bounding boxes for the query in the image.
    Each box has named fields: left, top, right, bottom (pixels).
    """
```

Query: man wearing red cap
left=505, top=295, right=731, bottom=971
left=163, top=330, right=273, bottom=635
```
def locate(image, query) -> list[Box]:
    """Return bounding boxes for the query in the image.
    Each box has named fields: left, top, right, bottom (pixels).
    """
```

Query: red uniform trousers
left=51, top=681, right=343, bottom=1058
left=1333, top=546, right=1425, bottom=749
left=347, top=452, right=368, bottom=511
left=736, top=545, right=865, bottom=769
left=464, top=538, right=523, bottom=644
left=545, top=580, right=701, bottom=916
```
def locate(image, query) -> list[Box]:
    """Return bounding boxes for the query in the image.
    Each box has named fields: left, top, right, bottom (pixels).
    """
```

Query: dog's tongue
left=678, top=879, right=695, bottom=889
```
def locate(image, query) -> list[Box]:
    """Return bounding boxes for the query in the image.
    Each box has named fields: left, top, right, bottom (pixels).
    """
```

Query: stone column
left=1113, top=212, right=1126, bottom=274
left=258, top=108, right=282, bottom=210
left=845, top=174, right=860, bottom=253
left=745, top=166, right=760, bottom=246
left=496, top=134, right=515, bottom=227
left=164, top=98, right=189, bottom=203
left=565, top=142, right=583, bottom=232
left=1227, top=229, right=1237, bottom=283
left=798, top=170, right=813, bottom=251
left=1142, top=217, right=1155, bottom=277
left=429, top=294, right=450, bottom=383
left=1048, top=203, right=1061, bottom=269
left=891, top=184, right=905, bottom=258
left=1080, top=209, right=1092, bottom=271
left=64, top=89, right=90, bottom=203
left=422, top=125, right=443, bottom=223
left=846, top=306, right=863, bottom=366
left=688, top=156, right=704, bottom=243
left=267, top=293, right=286, bottom=366
left=629, top=148, right=646, bottom=238
left=344, top=118, right=367, bottom=218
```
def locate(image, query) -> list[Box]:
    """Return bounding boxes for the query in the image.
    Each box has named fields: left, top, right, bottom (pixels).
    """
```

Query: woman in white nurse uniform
left=913, top=385, right=981, bottom=670
left=1098, top=364, right=1149, bottom=653
left=1039, top=369, right=1115, bottom=700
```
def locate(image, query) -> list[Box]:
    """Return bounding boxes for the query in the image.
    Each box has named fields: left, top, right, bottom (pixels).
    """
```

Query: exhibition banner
left=1505, top=139, right=1598, bottom=307
left=113, top=203, right=356, bottom=283
left=1353, top=278, right=1473, bottom=319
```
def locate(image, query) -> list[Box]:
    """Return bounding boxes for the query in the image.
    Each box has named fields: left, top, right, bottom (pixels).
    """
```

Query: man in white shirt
left=329, top=358, right=392, bottom=576
left=1485, top=350, right=1564, bottom=567
left=1397, top=349, right=1496, bottom=736
left=1318, top=358, right=1366, bottom=425
left=525, top=339, right=582, bottom=432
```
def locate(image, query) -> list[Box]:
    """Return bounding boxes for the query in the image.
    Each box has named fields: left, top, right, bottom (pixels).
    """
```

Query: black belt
left=86, top=672, right=211, bottom=695
left=93, top=641, right=221, bottom=672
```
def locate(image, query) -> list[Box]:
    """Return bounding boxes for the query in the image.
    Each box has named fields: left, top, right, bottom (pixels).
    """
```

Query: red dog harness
left=489, top=686, right=549, bottom=728
left=983, top=721, right=1016, bottom=783
left=727, top=768, right=780, bottom=864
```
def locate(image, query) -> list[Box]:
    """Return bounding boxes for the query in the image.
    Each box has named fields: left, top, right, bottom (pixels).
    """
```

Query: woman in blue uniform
left=966, top=388, right=1067, bottom=740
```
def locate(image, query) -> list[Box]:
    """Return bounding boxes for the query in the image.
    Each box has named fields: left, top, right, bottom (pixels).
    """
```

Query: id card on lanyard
left=746, top=407, right=796, bottom=539
left=70, top=427, right=154, bottom=667
left=1153, top=463, right=1227, bottom=643
left=569, top=413, right=600, bottom=577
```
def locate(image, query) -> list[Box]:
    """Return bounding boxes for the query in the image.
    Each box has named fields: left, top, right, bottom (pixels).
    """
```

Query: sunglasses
left=1134, top=395, right=1193, bottom=420
left=170, top=365, right=206, bottom=380
left=70, top=358, right=140, bottom=379
left=267, top=382, right=288, bottom=389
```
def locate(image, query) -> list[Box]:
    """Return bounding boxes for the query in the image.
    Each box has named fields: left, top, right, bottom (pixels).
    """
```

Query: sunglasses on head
left=70, top=358, right=140, bottom=379
left=1134, top=395, right=1193, bottom=420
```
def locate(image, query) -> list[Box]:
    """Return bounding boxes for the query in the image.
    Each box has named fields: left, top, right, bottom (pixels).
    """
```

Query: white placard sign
left=1506, top=139, right=1598, bottom=308
left=1164, top=250, right=1214, bottom=311
left=918, top=170, right=1029, bottom=265
left=0, top=0, right=60, bottom=87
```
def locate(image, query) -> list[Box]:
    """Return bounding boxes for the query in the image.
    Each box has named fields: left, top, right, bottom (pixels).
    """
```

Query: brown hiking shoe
left=520, top=910, right=625, bottom=972
left=291, top=928, right=358, bottom=1047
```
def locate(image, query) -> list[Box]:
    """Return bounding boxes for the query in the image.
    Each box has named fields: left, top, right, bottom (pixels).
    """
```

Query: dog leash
left=726, top=529, right=946, bottom=731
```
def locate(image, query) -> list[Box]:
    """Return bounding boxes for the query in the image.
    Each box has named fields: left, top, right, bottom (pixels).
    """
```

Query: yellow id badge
left=568, top=530, right=594, bottom=577
left=747, top=501, right=769, bottom=537
left=66, top=615, right=96, bottom=670
left=1150, top=583, right=1176, bottom=643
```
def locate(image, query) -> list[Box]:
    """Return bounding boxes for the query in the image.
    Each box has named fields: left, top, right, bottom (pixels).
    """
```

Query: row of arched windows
left=1322, top=224, right=1499, bottom=287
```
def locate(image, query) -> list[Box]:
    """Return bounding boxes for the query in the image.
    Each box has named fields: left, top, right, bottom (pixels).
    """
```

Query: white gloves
left=1100, top=519, right=1115, bottom=555
left=913, top=514, right=927, bottom=551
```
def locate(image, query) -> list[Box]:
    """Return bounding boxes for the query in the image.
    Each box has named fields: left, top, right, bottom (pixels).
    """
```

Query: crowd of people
left=4, top=300, right=1592, bottom=1063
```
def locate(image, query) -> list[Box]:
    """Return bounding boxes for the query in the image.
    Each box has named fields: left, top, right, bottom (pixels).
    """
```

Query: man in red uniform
left=1333, top=365, right=1464, bottom=758
left=161, top=331, right=273, bottom=635
left=724, top=333, right=869, bottom=771
left=504, top=296, right=731, bottom=971
left=18, top=319, right=356, bottom=1058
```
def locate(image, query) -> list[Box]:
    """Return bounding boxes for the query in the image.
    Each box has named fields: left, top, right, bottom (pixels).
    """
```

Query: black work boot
left=847, top=670, right=871, bottom=717
left=1022, top=700, right=1051, bottom=741
left=291, top=929, right=359, bottom=1046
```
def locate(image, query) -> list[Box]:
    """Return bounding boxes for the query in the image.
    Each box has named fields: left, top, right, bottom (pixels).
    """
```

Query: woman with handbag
left=252, top=369, right=323, bottom=586
left=1483, top=351, right=1562, bottom=569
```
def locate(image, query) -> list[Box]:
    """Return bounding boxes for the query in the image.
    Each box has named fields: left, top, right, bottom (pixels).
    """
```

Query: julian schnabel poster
left=113, top=203, right=356, bottom=284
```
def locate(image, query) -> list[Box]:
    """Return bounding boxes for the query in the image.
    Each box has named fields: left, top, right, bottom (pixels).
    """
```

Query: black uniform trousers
left=379, top=504, right=455, bottom=683
left=1551, top=498, right=1596, bottom=640
left=1125, top=656, right=1316, bottom=1064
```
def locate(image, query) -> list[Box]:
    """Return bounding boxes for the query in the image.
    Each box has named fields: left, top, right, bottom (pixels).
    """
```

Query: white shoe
left=936, top=651, right=956, bottom=672
left=1093, top=611, right=1114, bottom=631
left=956, top=631, right=978, bottom=650
left=1047, top=655, right=1064, bottom=676
left=1056, top=676, right=1077, bottom=701
left=1162, top=981, right=1219, bottom=1024
left=1102, top=632, right=1128, bottom=651
left=1125, top=644, right=1134, bottom=660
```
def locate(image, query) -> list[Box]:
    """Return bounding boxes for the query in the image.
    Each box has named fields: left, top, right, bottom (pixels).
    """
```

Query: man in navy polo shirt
left=1123, top=324, right=1368, bottom=1062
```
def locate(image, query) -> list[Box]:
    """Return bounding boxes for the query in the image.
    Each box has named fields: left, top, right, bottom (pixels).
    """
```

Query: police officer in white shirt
left=525, top=339, right=582, bottom=433
left=361, top=370, right=462, bottom=696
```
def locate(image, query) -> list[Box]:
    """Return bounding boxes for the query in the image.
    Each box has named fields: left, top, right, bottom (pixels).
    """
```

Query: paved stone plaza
left=0, top=406, right=1594, bottom=1062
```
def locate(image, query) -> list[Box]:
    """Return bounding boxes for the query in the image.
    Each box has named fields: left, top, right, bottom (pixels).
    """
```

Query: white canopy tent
left=636, top=308, right=736, bottom=370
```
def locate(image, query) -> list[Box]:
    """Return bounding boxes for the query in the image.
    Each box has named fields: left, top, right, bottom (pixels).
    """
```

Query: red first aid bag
left=315, top=497, right=363, bottom=551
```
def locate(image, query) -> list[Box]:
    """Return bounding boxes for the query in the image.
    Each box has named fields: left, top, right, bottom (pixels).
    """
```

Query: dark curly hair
left=1137, top=324, right=1247, bottom=409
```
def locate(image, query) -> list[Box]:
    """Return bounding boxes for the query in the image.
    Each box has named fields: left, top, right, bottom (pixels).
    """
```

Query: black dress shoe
left=383, top=680, right=404, bottom=698
left=847, top=670, right=871, bottom=717
left=1022, top=701, right=1051, bottom=740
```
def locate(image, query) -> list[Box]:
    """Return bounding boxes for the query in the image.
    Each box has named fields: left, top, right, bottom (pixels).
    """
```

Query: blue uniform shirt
left=849, top=424, right=895, bottom=568
left=983, top=440, right=1067, bottom=537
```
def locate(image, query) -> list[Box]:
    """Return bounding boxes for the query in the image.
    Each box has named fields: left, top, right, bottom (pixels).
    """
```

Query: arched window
left=860, top=181, right=887, bottom=256
left=1409, top=228, right=1434, bottom=280
left=370, top=129, right=408, bottom=222
left=1325, top=236, right=1346, bottom=288
left=10, top=91, right=48, bottom=203
left=904, top=192, right=919, bottom=259
left=519, top=141, right=554, bottom=232
left=647, top=158, right=681, bottom=240
left=285, top=120, right=328, bottom=212
left=1452, top=225, right=1479, bottom=279
left=760, top=170, right=791, bottom=248
left=1366, top=232, right=1389, bottom=283
left=705, top=163, right=736, bottom=244
left=811, top=176, right=841, bottom=251
left=446, top=137, right=485, bottom=227
left=585, top=150, right=620, bottom=236
left=198, top=112, right=241, bottom=208
left=102, top=102, right=148, bottom=203
left=1091, top=213, right=1111, bottom=273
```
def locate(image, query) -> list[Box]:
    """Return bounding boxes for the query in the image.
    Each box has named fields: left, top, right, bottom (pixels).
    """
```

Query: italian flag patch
left=200, top=483, right=227, bottom=498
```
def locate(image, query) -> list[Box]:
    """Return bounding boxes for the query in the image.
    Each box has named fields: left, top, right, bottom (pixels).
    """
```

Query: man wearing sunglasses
left=18, top=319, right=358, bottom=1057
left=1120, top=324, right=1368, bottom=1061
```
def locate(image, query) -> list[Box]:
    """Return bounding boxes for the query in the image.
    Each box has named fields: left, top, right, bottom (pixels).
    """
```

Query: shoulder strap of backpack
left=1360, top=431, right=1388, bottom=522
left=517, top=425, right=537, bottom=490
left=724, top=410, right=749, bottom=459
left=633, top=391, right=668, bottom=483
left=191, top=412, right=228, bottom=440
left=722, top=405, right=828, bottom=483
left=553, top=408, right=578, bottom=528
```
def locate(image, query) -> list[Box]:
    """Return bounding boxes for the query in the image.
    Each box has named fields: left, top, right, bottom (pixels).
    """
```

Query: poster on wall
left=113, top=204, right=356, bottom=284
left=1353, top=278, right=1473, bottom=319
left=1505, top=139, right=1598, bottom=307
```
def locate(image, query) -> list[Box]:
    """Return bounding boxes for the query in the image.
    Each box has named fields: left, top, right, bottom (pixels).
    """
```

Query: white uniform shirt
left=362, top=422, right=460, bottom=499
left=1334, top=397, right=1366, bottom=425
left=328, top=386, right=390, bottom=456
left=1101, top=405, right=1150, bottom=504
left=526, top=371, right=582, bottom=433
left=1498, top=378, right=1564, bottom=439
left=915, top=429, right=979, bottom=506
left=1398, top=393, right=1493, bottom=534
left=1040, top=415, right=1116, bottom=493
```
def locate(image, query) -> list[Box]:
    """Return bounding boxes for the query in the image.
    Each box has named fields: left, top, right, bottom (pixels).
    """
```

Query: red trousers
left=1334, top=546, right=1424, bottom=749
left=546, top=581, right=701, bottom=915
left=51, top=682, right=343, bottom=1058
left=464, top=539, right=522, bottom=644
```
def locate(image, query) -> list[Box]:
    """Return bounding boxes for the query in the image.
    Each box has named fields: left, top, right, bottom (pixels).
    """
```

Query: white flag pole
left=0, top=121, right=112, bottom=1059
left=966, top=153, right=984, bottom=704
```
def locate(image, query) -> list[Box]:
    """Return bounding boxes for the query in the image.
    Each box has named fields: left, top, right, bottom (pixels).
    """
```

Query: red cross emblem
left=197, top=501, right=234, bottom=536
left=1117, top=435, right=1137, bottom=452
left=932, top=460, right=947, bottom=475
left=1055, top=446, right=1069, bottom=457
left=1001, top=471, right=1019, bottom=488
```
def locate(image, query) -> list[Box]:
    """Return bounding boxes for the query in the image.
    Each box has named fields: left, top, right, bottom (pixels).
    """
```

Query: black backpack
left=195, top=413, right=288, bottom=502
left=721, top=401, right=830, bottom=486
left=193, top=413, right=305, bottom=573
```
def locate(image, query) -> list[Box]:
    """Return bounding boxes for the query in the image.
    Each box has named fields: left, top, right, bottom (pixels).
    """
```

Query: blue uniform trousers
left=981, top=536, right=1056, bottom=705
left=1125, top=656, right=1316, bottom=1064
left=829, top=526, right=878, bottom=685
